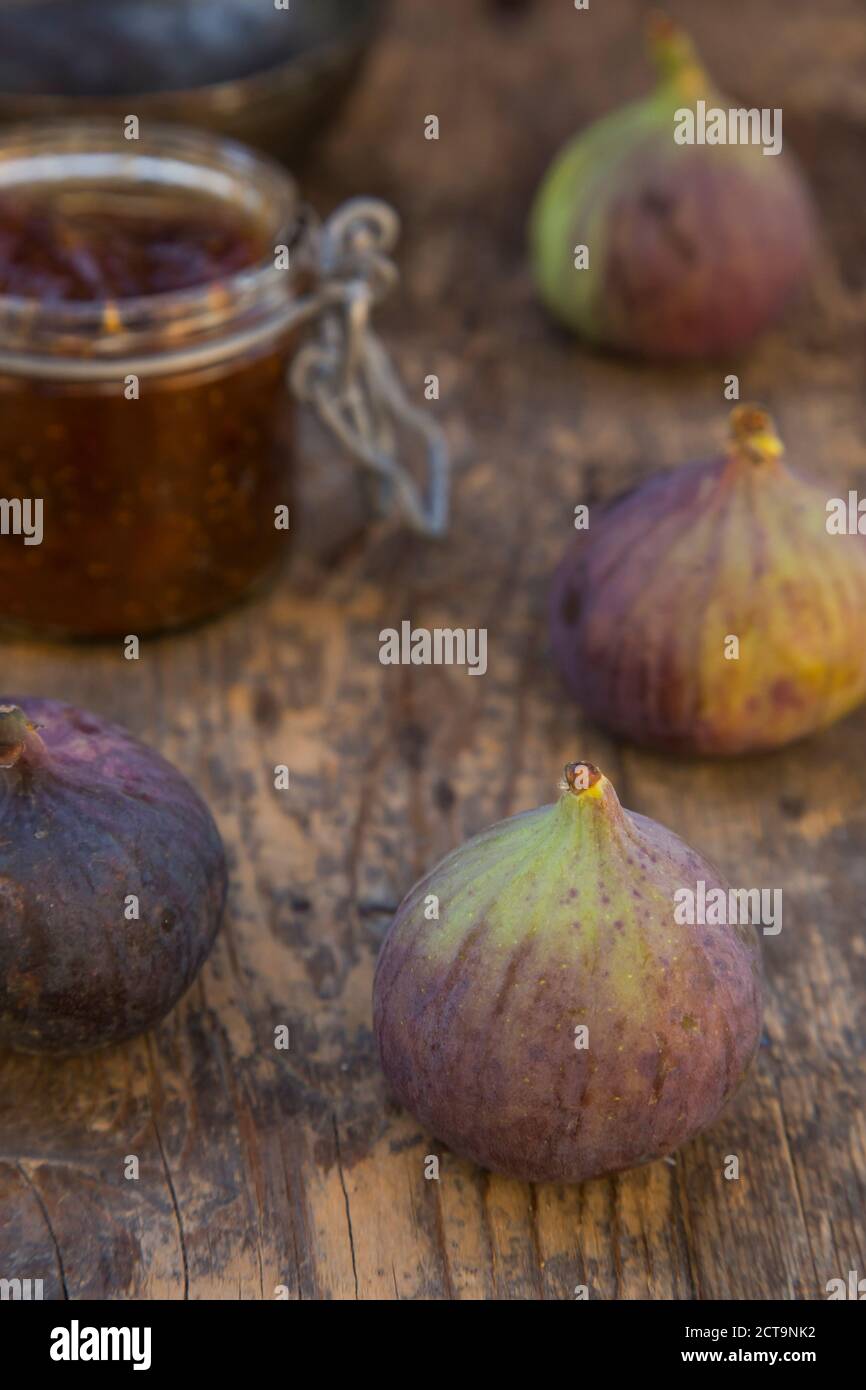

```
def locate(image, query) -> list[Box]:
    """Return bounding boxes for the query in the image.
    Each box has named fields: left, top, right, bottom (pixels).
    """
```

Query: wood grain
left=1, top=0, right=864, bottom=1300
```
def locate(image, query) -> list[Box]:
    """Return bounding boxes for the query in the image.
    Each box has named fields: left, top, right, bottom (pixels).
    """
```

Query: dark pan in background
left=0, top=0, right=383, bottom=160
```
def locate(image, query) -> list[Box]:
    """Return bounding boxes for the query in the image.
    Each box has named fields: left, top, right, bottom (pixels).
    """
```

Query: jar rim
left=0, top=118, right=307, bottom=372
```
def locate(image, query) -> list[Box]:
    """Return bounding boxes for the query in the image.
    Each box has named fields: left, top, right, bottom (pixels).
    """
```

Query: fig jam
left=0, top=124, right=304, bottom=638
left=0, top=188, right=265, bottom=301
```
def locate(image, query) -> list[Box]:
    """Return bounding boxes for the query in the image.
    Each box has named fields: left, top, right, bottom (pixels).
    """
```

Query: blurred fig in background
left=550, top=407, right=866, bottom=755
left=530, top=16, right=817, bottom=359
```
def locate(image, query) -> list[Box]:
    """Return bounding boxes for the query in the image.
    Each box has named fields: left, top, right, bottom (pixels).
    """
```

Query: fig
left=529, top=16, right=816, bottom=359
left=0, top=697, right=227, bottom=1052
left=551, top=406, right=866, bottom=755
left=373, top=762, right=763, bottom=1184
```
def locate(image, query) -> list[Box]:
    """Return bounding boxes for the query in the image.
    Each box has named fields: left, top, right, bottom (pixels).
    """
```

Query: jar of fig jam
left=0, top=122, right=447, bottom=639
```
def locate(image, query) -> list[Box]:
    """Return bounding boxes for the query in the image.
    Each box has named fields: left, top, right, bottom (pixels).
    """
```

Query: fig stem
left=0, top=705, right=42, bottom=770
left=563, top=762, right=603, bottom=795
left=728, top=405, right=784, bottom=465
left=647, top=12, right=707, bottom=93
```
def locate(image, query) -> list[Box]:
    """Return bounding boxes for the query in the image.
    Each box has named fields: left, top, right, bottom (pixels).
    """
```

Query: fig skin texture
left=529, top=18, right=816, bottom=360
left=373, top=763, right=763, bottom=1185
left=0, top=697, right=227, bottom=1053
left=550, top=406, right=866, bottom=756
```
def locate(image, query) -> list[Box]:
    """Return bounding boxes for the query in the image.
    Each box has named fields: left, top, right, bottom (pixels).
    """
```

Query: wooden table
left=2, top=0, right=864, bottom=1300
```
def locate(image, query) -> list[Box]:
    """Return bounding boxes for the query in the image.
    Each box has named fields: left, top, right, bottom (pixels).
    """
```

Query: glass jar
left=0, top=121, right=447, bottom=639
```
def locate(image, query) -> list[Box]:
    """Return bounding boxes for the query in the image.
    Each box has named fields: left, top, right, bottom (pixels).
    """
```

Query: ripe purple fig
left=0, top=697, right=227, bottom=1052
left=550, top=406, right=866, bottom=755
left=373, top=762, right=763, bottom=1184
left=530, top=16, right=817, bottom=359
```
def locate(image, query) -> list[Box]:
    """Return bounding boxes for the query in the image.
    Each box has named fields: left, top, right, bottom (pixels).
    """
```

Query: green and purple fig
left=530, top=16, right=817, bottom=359
left=551, top=406, right=866, bottom=755
left=373, top=763, right=763, bottom=1184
